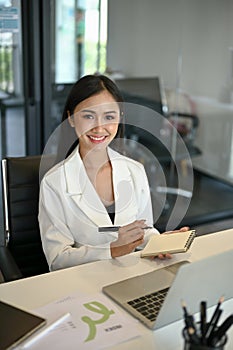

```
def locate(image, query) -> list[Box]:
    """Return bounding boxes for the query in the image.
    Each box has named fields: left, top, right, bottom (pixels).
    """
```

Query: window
left=0, top=1, right=22, bottom=95
left=54, top=0, right=107, bottom=83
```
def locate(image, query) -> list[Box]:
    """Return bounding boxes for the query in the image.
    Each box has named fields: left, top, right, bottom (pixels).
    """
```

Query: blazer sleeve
left=38, top=177, right=112, bottom=271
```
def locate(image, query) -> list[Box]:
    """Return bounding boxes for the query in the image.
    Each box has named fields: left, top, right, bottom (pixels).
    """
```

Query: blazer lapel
left=64, top=148, right=113, bottom=227
left=64, top=147, right=138, bottom=227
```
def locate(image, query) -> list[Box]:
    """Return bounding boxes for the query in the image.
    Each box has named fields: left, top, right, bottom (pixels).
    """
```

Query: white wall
left=107, top=0, right=233, bottom=100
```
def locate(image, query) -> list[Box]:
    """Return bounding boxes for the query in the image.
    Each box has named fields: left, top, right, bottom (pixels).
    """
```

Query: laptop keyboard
left=127, top=287, right=169, bottom=322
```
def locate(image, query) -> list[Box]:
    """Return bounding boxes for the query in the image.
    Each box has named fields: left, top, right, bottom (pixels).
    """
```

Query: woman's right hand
left=110, top=220, right=146, bottom=258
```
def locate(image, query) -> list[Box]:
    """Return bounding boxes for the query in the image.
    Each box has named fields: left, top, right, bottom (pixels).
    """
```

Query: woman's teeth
left=89, top=135, right=106, bottom=141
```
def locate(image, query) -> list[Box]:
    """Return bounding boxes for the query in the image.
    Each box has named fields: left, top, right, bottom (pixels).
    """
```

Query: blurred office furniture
left=155, top=168, right=233, bottom=233
left=115, top=76, right=167, bottom=114
left=114, top=77, right=201, bottom=227
left=115, top=76, right=201, bottom=161
left=0, top=156, right=49, bottom=282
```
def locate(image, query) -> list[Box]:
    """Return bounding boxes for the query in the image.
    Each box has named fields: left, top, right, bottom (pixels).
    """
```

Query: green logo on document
left=81, top=301, right=115, bottom=342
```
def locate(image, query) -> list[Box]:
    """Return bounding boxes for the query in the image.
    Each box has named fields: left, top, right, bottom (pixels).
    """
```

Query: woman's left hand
left=157, top=226, right=190, bottom=260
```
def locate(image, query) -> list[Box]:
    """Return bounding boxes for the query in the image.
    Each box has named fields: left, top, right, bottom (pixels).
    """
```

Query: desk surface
left=0, top=229, right=233, bottom=349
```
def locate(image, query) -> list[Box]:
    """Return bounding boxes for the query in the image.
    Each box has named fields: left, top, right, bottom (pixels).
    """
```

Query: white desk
left=1, top=229, right=233, bottom=349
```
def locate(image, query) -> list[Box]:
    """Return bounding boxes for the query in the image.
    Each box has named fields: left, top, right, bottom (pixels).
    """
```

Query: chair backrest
left=1, top=156, right=49, bottom=278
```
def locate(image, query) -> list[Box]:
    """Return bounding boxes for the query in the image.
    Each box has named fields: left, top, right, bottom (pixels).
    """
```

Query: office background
left=0, top=0, right=233, bottom=243
left=107, top=0, right=233, bottom=183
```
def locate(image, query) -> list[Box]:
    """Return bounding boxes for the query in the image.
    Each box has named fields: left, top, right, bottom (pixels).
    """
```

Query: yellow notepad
left=141, top=230, right=196, bottom=257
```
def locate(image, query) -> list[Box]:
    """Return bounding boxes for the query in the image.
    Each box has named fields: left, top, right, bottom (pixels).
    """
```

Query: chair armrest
left=0, top=246, right=23, bottom=282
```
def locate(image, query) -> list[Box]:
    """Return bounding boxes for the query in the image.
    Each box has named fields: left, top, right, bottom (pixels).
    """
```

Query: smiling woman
left=38, top=74, right=189, bottom=271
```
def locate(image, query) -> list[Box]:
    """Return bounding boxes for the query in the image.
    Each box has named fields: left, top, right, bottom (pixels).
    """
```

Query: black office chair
left=0, top=155, right=49, bottom=282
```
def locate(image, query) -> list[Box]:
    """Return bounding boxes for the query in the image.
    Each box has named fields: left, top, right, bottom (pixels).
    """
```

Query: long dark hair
left=57, top=74, right=125, bottom=161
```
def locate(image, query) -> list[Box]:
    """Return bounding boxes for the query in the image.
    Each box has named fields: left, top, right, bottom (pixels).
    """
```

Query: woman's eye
left=105, top=115, right=115, bottom=121
left=83, top=114, right=94, bottom=120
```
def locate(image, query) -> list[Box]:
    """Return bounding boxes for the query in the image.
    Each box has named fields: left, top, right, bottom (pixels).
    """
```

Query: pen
left=98, top=226, right=153, bottom=233
left=98, top=226, right=120, bottom=232
left=200, top=301, right=207, bottom=342
left=181, top=300, right=196, bottom=330
left=181, top=299, right=189, bottom=318
left=206, top=308, right=223, bottom=345
left=205, top=295, right=224, bottom=339
left=210, top=314, right=233, bottom=347
left=20, top=312, right=71, bottom=348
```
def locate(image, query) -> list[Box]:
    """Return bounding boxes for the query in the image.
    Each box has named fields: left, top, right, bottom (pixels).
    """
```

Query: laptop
left=103, top=249, right=233, bottom=330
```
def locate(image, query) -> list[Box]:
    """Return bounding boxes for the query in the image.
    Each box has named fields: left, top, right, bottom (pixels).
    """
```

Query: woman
left=39, top=74, right=187, bottom=271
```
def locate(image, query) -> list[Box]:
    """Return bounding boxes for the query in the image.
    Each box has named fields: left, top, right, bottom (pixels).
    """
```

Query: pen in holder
left=181, top=299, right=232, bottom=350
left=183, top=325, right=227, bottom=350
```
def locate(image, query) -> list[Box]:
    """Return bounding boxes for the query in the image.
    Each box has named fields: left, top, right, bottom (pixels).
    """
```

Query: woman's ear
left=67, top=110, right=75, bottom=128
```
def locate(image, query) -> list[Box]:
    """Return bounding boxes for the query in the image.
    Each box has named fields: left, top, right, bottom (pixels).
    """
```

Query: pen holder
left=183, top=327, right=227, bottom=350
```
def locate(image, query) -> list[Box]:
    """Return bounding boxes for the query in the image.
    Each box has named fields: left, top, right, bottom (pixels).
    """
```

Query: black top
left=106, top=202, right=115, bottom=224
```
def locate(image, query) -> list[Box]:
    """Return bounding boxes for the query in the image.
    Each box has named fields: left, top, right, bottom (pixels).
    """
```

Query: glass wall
left=0, top=0, right=25, bottom=159
left=54, top=0, right=107, bottom=83
left=107, top=0, right=233, bottom=185
left=107, top=0, right=233, bottom=231
left=50, top=0, right=107, bottom=136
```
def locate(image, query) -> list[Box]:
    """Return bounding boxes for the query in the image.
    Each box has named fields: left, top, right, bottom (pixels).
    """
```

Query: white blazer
left=39, top=147, right=159, bottom=270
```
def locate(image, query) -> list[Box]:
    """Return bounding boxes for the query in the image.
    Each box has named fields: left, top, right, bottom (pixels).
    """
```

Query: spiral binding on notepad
left=184, top=230, right=196, bottom=250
